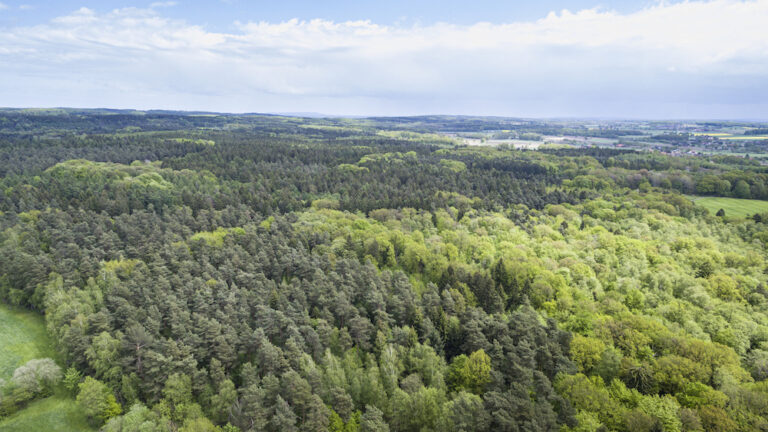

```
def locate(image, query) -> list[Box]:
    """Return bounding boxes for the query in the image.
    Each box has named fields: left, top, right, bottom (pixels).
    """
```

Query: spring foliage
left=2, top=112, right=768, bottom=430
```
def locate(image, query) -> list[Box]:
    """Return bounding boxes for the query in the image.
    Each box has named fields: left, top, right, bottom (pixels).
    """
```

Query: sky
left=1, top=0, right=767, bottom=119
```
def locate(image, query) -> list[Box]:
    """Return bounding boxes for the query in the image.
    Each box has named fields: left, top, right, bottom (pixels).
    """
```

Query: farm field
left=720, top=136, right=768, bottom=140
left=688, top=196, right=768, bottom=218
left=693, top=132, right=768, bottom=140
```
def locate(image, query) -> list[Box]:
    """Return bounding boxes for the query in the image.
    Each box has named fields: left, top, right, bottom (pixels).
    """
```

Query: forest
left=3, top=110, right=768, bottom=431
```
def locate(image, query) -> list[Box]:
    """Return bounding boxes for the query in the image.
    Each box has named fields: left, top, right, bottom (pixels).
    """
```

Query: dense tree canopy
left=2, top=111, right=768, bottom=431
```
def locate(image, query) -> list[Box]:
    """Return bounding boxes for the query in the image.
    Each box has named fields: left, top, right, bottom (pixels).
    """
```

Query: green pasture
left=0, top=304, right=93, bottom=431
left=688, top=196, right=768, bottom=218
left=719, top=136, right=768, bottom=141
left=692, top=132, right=768, bottom=140
left=0, top=304, right=56, bottom=379
left=0, top=394, right=95, bottom=432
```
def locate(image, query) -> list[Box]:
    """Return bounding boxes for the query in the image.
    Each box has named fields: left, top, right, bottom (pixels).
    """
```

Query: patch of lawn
left=0, top=304, right=92, bottom=430
left=719, top=136, right=768, bottom=140
left=688, top=196, right=768, bottom=219
left=0, top=304, right=57, bottom=379
left=0, top=394, right=95, bottom=432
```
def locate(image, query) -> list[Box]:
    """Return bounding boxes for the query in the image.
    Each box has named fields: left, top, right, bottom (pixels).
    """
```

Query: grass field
left=688, top=196, right=768, bottom=218
left=719, top=136, right=768, bottom=141
left=0, top=304, right=57, bottom=379
left=692, top=132, right=768, bottom=140
left=0, top=304, right=94, bottom=431
left=0, top=394, right=95, bottom=432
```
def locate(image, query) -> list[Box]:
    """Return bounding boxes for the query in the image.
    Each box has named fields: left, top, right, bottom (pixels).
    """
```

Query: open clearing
left=0, top=394, right=94, bottom=432
left=692, top=132, right=768, bottom=140
left=0, top=304, right=94, bottom=431
left=719, top=136, right=768, bottom=140
left=0, top=304, right=56, bottom=379
left=688, top=196, right=768, bottom=218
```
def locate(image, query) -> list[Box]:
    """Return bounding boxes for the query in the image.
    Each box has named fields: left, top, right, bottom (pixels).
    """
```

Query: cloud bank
left=1, top=0, right=767, bottom=117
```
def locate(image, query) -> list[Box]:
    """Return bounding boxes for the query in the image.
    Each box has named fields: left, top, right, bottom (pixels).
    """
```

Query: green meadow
left=0, top=394, right=94, bottom=432
left=0, top=304, right=57, bottom=379
left=0, top=304, right=94, bottom=431
left=688, top=196, right=768, bottom=218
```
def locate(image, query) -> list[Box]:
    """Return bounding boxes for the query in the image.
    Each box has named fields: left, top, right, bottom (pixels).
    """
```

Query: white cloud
left=0, top=2, right=9, bottom=10
left=0, top=1, right=767, bottom=117
left=150, top=1, right=177, bottom=8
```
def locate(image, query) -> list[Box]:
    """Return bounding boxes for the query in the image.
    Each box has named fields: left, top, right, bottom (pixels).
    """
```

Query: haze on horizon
left=1, top=0, right=767, bottom=119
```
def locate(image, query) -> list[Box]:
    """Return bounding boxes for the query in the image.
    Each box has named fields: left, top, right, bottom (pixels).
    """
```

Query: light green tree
left=77, top=376, right=123, bottom=425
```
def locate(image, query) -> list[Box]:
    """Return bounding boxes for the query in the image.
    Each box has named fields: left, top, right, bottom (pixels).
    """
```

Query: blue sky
left=1, top=0, right=767, bottom=118
left=0, top=1, right=661, bottom=28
